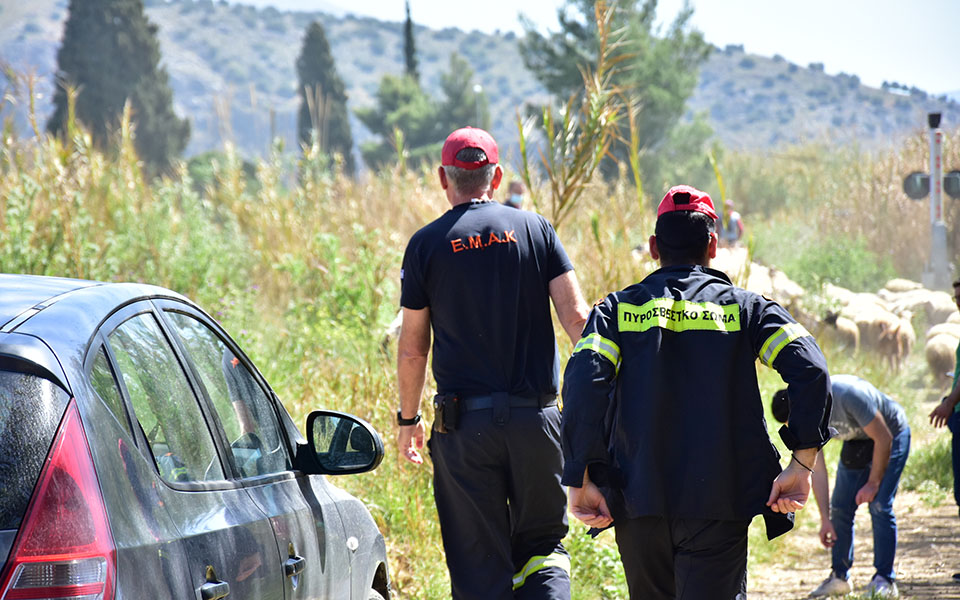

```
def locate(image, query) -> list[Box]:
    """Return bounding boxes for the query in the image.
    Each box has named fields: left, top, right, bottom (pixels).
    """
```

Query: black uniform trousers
left=614, top=515, right=750, bottom=600
left=429, top=403, right=570, bottom=600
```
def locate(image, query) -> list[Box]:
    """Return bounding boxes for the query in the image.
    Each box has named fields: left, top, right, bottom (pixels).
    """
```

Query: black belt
left=458, top=394, right=558, bottom=412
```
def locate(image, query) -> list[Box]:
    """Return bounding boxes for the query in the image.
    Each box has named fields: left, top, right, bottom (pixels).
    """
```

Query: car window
left=89, top=345, right=130, bottom=434
left=165, top=311, right=291, bottom=478
left=107, top=312, right=225, bottom=483
left=0, top=371, right=70, bottom=530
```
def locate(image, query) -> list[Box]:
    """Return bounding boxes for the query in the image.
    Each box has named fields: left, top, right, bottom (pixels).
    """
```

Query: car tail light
left=0, top=400, right=116, bottom=600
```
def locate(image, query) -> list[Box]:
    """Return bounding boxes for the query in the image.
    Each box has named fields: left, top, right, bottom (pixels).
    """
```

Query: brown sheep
left=876, top=315, right=914, bottom=372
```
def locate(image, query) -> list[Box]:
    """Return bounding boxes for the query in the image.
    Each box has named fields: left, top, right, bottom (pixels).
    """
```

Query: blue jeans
left=948, top=410, right=960, bottom=509
left=830, top=427, right=910, bottom=581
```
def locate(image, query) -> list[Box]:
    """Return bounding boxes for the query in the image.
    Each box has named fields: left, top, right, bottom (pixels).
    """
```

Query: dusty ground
left=749, top=490, right=960, bottom=599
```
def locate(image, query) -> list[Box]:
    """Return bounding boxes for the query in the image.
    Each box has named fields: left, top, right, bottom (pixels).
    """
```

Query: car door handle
left=284, top=555, right=306, bottom=578
left=200, top=580, right=230, bottom=600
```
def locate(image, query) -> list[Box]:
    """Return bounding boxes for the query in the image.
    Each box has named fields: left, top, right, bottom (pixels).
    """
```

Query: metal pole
left=925, top=112, right=950, bottom=289
left=931, top=116, right=944, bottom=223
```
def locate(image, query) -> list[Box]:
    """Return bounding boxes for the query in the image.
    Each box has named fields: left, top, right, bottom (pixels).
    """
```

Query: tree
left=354, top=56, right=491, bottom=170
left=519, top=0, right=712, bottom=187
left=354, top=75, right=436, bottom=169
left=47, top=0, right=189, bottom=173
left=296, top=21, right=355, bottom=174
left=438, top=53, right=490, bottom=132
left=403, top=0, right=420, bottom=84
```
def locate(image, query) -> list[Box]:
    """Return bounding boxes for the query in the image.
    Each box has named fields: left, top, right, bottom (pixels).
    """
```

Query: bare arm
left=811, top=451, right=830, bottom=522
left=811, top=451, right=837, bottom=547
left=856, top=412, right=893, bottom=504
left=397, top=307, right=431, bottom=464
left=548, top=271, right=589, bottom=345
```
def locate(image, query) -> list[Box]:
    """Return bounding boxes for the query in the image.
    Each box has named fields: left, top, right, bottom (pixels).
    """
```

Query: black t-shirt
left=400, top=200, right=574, bottom=397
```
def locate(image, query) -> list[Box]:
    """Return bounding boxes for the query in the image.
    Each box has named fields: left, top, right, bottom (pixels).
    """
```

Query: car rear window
left=0, top=370, right=69, bottom=530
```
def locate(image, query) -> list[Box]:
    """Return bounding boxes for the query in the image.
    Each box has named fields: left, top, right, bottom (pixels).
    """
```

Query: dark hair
left=456, top=147, right=487, bottom=164
left=771, top=388, right=790, bottom=423
left=654, top=211, right=716, bottom=265
left=953, top=279, right=960, bottom=289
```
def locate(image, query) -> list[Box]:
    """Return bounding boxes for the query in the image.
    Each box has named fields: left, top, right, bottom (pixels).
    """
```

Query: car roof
left=0, top=273, right=100, bottom=330
left=0, top=273, right=192, bottom=392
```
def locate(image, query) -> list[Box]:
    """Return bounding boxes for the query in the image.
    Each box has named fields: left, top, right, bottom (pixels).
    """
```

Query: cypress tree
left=47, top=0, right=189, bottom=174
left=403, top=1, right=420, bottom=84
left=296, top=21, right=355, bottom=174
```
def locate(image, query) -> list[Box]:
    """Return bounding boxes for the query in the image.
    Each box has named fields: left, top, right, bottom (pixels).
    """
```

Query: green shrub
left=902, top=436, right=953, bottom=493
left=777, top=234, right=895, bottom=292
left=566, top=526, right=628, bottom=599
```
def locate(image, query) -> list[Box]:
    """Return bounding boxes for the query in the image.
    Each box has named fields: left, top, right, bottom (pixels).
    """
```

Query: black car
left=0, top=273, right=390, bottom=600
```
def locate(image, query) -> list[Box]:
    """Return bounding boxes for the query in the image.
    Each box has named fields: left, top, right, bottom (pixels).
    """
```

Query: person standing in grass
left=395, top=126, right=589, bottom=600
left=719, top=198, right=744, bottom=247
left=560, top=184, right=832, bottom=600
left=929, top=278, right=960, bottom=584
left=773, top=374, right=910, bottom=598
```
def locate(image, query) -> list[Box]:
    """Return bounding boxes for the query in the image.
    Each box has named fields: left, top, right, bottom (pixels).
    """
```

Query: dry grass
left=3, top=84, right=960, bottom=597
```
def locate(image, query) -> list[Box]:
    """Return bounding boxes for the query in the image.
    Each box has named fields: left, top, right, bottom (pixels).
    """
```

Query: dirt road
left=749, top=491, right=960, bottom=599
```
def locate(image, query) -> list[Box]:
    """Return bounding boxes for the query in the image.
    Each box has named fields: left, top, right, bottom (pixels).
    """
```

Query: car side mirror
left=304, top=410, right=384, bottom=475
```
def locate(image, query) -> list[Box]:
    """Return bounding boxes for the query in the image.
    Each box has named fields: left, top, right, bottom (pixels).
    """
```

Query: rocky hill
left=2, top=0, right=958, bottom=165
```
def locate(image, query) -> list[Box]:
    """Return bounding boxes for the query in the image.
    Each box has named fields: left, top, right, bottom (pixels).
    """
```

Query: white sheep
left=926, top=322, right=960, bottom=342
left=380, top=309, right=404, bottom=356
left=823, top=312, right=860, bottom=354
left=928, top=294, right=959, bottom=325
left=842, top=301, right=896, bottom=350
left=925, top=333, right=958, bottom=385
left=884, top=278, right=923, bottom=293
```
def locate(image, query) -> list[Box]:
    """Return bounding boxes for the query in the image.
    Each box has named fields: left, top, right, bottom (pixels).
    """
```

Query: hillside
left=2, top=0, right=958, bottom=164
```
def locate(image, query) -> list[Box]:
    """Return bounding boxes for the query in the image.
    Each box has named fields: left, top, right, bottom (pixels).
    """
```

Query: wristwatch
left=396, top=410, right=422, bottom=426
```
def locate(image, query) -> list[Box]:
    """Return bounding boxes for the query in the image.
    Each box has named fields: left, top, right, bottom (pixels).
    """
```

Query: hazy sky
left=234, top=0, right=960, bottom=95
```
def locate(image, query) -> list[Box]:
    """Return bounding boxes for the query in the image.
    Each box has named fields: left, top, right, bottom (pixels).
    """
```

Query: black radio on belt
left=433, top=394, right=461, bottom=433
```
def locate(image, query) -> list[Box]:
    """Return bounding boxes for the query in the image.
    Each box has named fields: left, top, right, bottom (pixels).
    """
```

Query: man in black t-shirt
left=396, top=126, right=589, bottom=600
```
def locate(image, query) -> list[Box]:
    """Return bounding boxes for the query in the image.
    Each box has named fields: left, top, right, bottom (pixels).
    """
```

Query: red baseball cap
left=441, top=127, right=499, bottom=170
left=656, top=185, right=717, bottom=220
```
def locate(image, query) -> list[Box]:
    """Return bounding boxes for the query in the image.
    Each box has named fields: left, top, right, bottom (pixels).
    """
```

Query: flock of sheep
left=712, top=248, right=960, bottom=386
left=384, top=248, right=959, bottom=386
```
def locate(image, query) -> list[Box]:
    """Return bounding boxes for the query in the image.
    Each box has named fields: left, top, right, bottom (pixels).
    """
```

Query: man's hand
left=397, top=422, right=426, bottom=465
left=819, top=520, right=837, bottom=548
left=568, top=480, right=613, bottom=528
left=766, top=461, right=812, bottom=513
left=930, top=399, right=954, bottom=428
left=855, top=481, right=879, bottom=505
